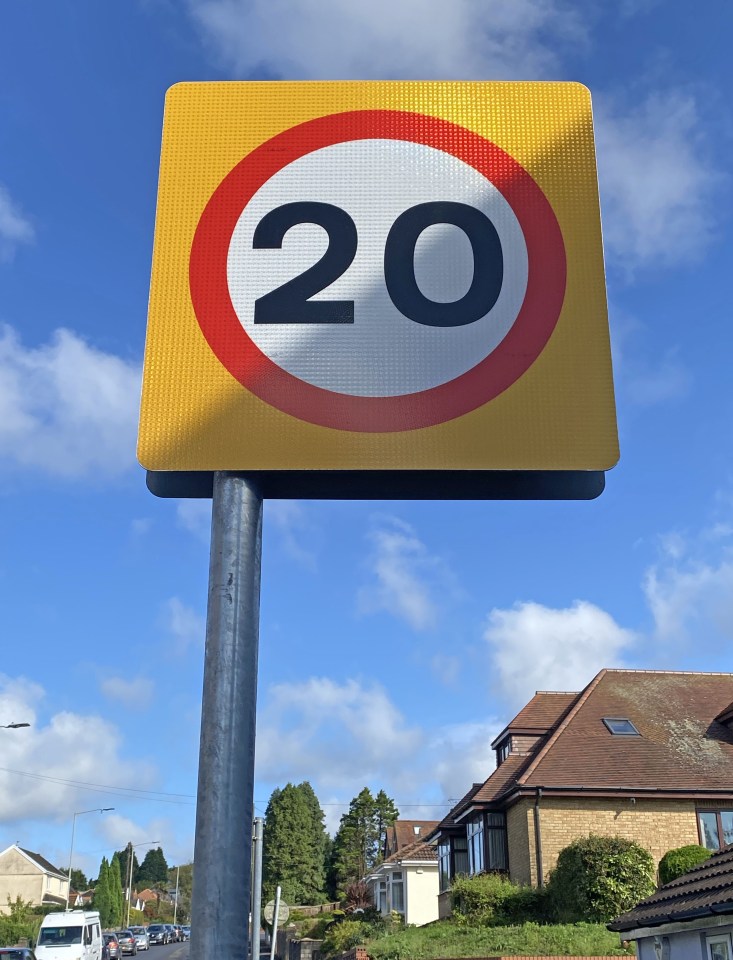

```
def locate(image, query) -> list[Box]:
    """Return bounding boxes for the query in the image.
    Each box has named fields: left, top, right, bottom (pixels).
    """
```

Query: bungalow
left=609, top=843, right=733, bottom=960
left=366, top=820, right=439, bottom=926
left=429, top=669, right=733, bottom=918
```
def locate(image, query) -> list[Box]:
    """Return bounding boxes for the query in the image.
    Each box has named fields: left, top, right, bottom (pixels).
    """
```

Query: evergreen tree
left=329, top=788, right=399, bottom=898
left=262, top=782, right=328, bottom=905
left=109, top=853, right=124, bottom=927
left=93, top=858, right=113, bottom=928
left=69, top=868, right=88, bottom=892
left=115, top=847, right=140, bottom=896
left=373, top=790, right=400, bottom=866
left=135, top=847, right=169, bottom=886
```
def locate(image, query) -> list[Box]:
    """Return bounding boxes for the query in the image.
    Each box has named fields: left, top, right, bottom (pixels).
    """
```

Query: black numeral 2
left=253, top=200, right=503, bottom=328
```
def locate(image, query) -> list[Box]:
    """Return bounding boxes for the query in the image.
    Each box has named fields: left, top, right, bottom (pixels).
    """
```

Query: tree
left=263, top=782, right=329, bottom=904
left=109, top=854, right=124, bottom=927
left=115, top=847, right=140, bottom=895
left=69, top=868, right=88, bottom=892
left=659, top=844, right=712, bottom=885
left=135, top=847, right=169, bottom=886
left=168, top=863, right=193, bottom=923
left=93, top=858, right=114, bottom=928
left=329, top=788, right=399, bottom=899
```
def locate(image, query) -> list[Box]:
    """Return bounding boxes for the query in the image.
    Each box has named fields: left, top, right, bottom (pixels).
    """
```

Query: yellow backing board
left=138, top=81, right=618, bottom=473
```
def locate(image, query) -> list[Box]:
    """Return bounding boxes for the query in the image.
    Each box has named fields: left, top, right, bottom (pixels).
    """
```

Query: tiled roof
left=19, top=847, right=66, bottom=878
left=609, top=844, right=733, bottom=932
left=382, top=836, right=438, bottom=864
left=491, top=692, right=580, bottom=746
left=386, top=821, right=439, bottom=853
left=518, top=670, right=733, bottom=793
left=466, top=754, right=528, bottom=807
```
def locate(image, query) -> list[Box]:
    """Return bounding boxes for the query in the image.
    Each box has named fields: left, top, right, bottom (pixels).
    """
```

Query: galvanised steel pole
left=251, top=817, right=264, bottom=960
left=190, top=473, right=263, bottom=960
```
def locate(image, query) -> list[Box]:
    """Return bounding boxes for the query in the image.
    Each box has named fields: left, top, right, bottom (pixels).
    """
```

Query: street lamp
left=65, top=808, right=115, bottom=909
left=125, top=841, right=160, bottom=927
left=0, top=722, right=30, bottom=729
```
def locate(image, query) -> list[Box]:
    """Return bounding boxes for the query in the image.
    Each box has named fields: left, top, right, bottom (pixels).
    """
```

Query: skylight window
left=603, top=717, right=640, bottom=736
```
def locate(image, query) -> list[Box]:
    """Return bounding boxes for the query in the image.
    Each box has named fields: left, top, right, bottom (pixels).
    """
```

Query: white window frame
left=707, top=933, right=733, bottom=960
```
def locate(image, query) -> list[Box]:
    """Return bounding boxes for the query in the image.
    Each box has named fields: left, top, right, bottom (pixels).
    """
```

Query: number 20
left=252, top=201, right=503, bottom=328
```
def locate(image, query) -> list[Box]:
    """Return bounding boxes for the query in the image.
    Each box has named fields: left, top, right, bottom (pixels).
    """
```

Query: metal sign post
left=189, top=473, right=263, bottom=960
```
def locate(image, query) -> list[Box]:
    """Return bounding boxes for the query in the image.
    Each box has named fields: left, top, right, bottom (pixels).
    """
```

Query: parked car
left=103, top=933, right=120, bottom=959
left=128, top=928, right=149, bottom=952
left=0, top=950, right=37, bottom=960
left=163, top=926, right=176, bottom=943
left=145, top=925, right=167, bottom=946
left=116, top=931, right=137, bottom=956
left=180, top=927, right=190, bottom=941
left=172, top=926, right=184, bottom=943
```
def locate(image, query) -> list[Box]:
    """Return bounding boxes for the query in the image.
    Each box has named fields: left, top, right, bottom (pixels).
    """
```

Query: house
left=608, top=842, right=733, bottom=960
left=429, top=669, right=733, bottom=919
left=366, top=820, right=439, bottom=926
left=0, top=844, right=70, bottom=914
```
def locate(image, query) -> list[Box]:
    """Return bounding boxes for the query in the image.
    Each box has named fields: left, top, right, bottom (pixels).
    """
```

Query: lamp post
left=0, top=722, right=30, bottom=729
left=65, top=808, right=115, bottom=909
left=125, top=841, right=160, bottom=927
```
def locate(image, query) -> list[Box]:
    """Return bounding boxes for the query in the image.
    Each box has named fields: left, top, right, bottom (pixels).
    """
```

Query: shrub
left=450, top=873, right=548, bottom=926
left=659, top=845, right=712, bottom=885
left=548, top=834, right=656, bottom=923
left=342, top=880, right=373, bottom=913
left=321, top=919, right=368, bottom=957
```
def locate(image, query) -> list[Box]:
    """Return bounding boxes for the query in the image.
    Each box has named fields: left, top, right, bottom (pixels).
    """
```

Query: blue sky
left=0, top=0, right=731, bottom=881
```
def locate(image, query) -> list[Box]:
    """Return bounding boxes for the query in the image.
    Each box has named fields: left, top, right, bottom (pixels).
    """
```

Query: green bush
left=658, top=845, right=712, bottom=885
left=321, top=919, right=368, bottom=957
left=548, top=834, right=656, bottom=923
left=450, top=873, right=548, bottom=926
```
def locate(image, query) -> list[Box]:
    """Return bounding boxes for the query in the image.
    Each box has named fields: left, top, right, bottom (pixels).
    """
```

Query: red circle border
left=189, top=109, right=567, bottom=433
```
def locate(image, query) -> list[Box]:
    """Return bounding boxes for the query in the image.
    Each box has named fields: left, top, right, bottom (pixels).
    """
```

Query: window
left=486, top=812, right=508, bottom=871
left=602, top=718, right=640, bottom=736
left=454, top=834, right=469, bottom=876
left=390, top=871, right=404, bottom=913
left=497, top=740, right=510, bottom=763
left=699, top=810, right=733, bottom=851
left=467, top=817, right=484, bottom=875
left=438, top=840, right=451, bottom=893
left=377, top=880, right=388, bottom=913
left=707, top=934, right=732, bottom=960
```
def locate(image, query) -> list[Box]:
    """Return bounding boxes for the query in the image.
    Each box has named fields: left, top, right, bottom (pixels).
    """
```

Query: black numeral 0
left=252, top=200, right=503, bottom=328
left=384, top=202, right=503, bottom=327
left=253, top=202, right=357, bottom=324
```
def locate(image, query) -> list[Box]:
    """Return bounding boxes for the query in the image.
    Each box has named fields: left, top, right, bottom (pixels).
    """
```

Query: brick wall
left=506, top=799, right=534, bottom=885
left=529, top=797, right=699, bottom=884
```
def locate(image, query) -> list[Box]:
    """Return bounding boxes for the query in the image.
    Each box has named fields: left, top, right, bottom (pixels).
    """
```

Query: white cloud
left=484, top=600, right=637, bottom=710
left=358, top=516, right=454, bottom=631
left=255, top=676, right=499, bottom=819
left=427, top=720, right=501, bottom=801
left=165, top=597, right=206, bottom=654
left=98, top=814, right=193, bottom=873
left=100, top=677, right=155, bottom=709
left=0, top=326, right=141, bottom=478
left=256, top=677, right=424, bottom=791
left=596, top=91, right=722, bottom=272
left=0, top=185, right=34, bottom=261
left=176, top=500, right=211, bottom=542
left=266, top=500, right=317, bottom=571
left=0, top=674, right=157, bottom=825
left=186, top=0, right=584, bottom=80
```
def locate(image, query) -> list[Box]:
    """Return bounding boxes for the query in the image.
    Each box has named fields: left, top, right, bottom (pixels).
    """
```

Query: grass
left=361, top=920, right=634, bottom=959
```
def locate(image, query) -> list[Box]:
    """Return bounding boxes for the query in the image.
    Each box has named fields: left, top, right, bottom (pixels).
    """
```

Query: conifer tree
left=109, top=853, right=124, bottom=926
left=93, top=858, right=113, bottom=928
left=329, top=787, right=399, bottom=898
left=136, top=847, right=169, bottom=886
left=262, top=782, right=328, bottom=905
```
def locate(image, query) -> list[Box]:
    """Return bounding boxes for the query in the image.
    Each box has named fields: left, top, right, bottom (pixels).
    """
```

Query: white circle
left=227, top=139, right=528, bottom=398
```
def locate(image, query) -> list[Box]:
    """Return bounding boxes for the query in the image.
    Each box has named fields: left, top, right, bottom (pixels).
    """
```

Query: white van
left=35, top=910, right=103, bottom=960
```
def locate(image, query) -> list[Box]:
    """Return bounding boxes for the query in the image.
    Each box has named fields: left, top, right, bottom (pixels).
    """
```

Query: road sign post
left=189, top=473, right=262, bottom=960
left=139, top=80, right=619, bottom=960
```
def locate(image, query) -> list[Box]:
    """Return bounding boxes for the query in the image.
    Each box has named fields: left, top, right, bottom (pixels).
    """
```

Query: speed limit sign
left=139, top=82, right=618, bottom=498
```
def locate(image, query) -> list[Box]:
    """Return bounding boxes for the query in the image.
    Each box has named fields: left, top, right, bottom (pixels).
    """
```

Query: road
left=144, top=943, right=189, bottom=960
